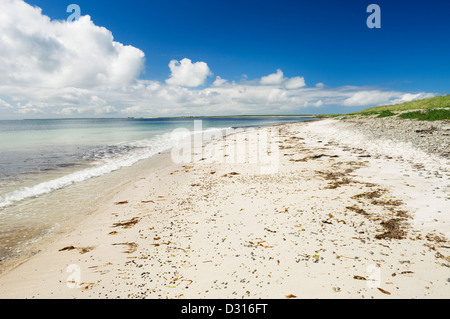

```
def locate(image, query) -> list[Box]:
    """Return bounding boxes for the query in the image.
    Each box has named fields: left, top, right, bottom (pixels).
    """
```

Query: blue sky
left=27, top=0, right=450, bottom=90
left=0, top=0, right=449, bottom=118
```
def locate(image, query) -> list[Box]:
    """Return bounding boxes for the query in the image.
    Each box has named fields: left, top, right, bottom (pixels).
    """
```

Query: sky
left=0, top=0, right=449, bottom=119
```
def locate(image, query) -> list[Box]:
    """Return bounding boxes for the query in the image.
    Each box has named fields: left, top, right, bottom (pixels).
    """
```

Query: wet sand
left=0, top=120, right=448, bottom=299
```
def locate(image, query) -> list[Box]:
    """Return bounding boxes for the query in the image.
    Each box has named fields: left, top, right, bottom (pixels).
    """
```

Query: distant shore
left=0, top=117, right=448, bottom=299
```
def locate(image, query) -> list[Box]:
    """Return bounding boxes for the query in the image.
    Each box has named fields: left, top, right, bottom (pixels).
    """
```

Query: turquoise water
left=0, top=116, right=313, bottom=261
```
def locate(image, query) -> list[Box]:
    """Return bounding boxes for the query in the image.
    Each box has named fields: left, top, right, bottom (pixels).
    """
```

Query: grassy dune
left=319, top=95, right=450, bottom=121
left=361, top=95, right=450, bottom=113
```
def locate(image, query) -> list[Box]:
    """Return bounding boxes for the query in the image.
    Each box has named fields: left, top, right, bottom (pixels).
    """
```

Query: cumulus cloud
left=260, top=69, right=285, bottom=85
left=0, top=0, right=145, bottom=89
left=391, top=93, right=435, bottom=104
left=284, top=76, right=306, bottom=89
left=166, top=58, right=212, bottom=87
left=341, top=90, right=434, bottom=107
left=259, top=70, right=306, bottom=89
left=213, top=76, right=228, bottom=87
left=315, top=82, right=325, bottom=88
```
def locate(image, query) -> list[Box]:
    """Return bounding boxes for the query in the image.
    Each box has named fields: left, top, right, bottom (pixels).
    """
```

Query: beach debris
left=222, top=172, right=240, bottom=177
left=275, top=207, right=289, bottom=214
left=371, top=198, right=403, bottom=207
left=141, top=200, right=154, bottom=203
left=248, top=240, right=273, bottom=248
left=114, top=201, right=129, bottom=205
left=353, top=275, right=367, bottom=280
left=59, top=246, right=95, bottom=254
left=426, top=233, right=447, bottom=243
left=353, top=189, right=385, bottom=200
left=312, top=254, right=320, bottom=263
left=435, top=252, right=450, bottom=262
left=264, top=227, right=276, bottom=233
left=286, top=294, right=297, bottom=299
left=292, top=154, right=339, bottom=162
left=336, top=255, right=357, bottom=260
left=112, top=217, right=140, bottom=229
left=81, top=282, right=95, bottom=290
left=311, top=154, right=339, bottom=159
left=375, top=219, right=405, bottom=240
left=346, top=205, right=370, bottom=216
left=78, top=247, right=95, bottom=254
left=112, top=242, right=138, bottom=254
left=377, top=288, right=391, bottom=295
left=151, top=241, right=172, bottom=247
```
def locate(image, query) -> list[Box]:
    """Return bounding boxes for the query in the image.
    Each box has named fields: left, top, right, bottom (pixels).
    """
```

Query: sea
left=0, top=116, right=314, bottom=263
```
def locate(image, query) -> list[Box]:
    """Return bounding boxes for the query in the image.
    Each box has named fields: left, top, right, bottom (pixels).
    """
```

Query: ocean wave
left=0, top=127, right=230, bottom=209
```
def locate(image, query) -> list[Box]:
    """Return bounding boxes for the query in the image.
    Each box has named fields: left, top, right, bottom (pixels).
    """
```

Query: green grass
left=361, top=95, right=450, bottom=113
left=398, top=109, right=450, bottom=121
left=376, top=110, right=396, bottom=118
left=314, top=114, right=342, bottom=118
left=315, top=95, right=450, bottom=120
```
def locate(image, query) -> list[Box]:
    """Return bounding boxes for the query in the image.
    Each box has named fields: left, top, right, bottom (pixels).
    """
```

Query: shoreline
left=0, top=118, right=448, bottom=299
left=0, top=149, right=176, bottom=275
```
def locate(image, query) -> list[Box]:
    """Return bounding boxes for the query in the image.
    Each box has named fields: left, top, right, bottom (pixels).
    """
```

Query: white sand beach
left=0, top=119, right=448, bottom=299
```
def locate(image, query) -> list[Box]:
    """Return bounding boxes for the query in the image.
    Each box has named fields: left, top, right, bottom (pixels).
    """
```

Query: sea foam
left=0, top=127, right=228, bottom=209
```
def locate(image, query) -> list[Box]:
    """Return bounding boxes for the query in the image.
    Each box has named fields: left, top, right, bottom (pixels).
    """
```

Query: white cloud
left=341, top=90, right=435, bottom=107
left=213, top=76, right=228, bottom=86
left=166, top=58, right=212, bottom=87
left=260, top=70, right=305, bottom=89
left=0, top=98, right=13, bottom=109
left=391, top=93, right=435, bottom=104
left=260, top=69, right=285, bottom=85
left=315, top=82, right=325, bottom=88
left=284, top=76, right=306, bottom=89
left=0, top=0, right=145, bottom=89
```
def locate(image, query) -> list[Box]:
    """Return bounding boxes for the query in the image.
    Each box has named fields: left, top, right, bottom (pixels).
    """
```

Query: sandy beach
left=0, top=118, right=448, bottom=299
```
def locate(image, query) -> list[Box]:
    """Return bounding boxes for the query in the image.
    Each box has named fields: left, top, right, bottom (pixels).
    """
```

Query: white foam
left=0, top=127, right=230, bottom=209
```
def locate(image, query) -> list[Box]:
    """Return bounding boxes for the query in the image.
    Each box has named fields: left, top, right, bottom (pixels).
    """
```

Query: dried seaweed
left=346, top=205, right=370, bottom=216
left=112, top=217, right=140, bottom=229
left=375, top=219, right=405, bottom=240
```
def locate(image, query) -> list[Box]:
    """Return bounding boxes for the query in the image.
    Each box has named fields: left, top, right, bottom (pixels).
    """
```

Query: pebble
left=341, top=117, right=450, bottom=159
